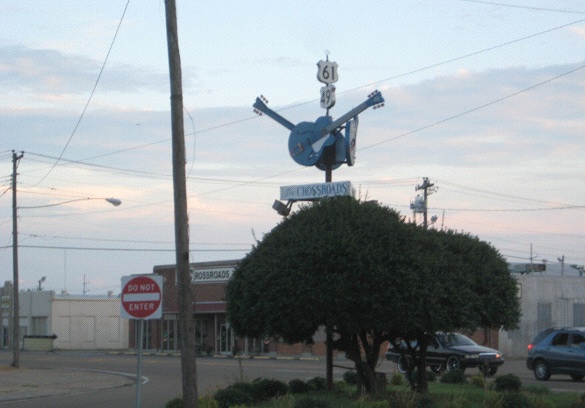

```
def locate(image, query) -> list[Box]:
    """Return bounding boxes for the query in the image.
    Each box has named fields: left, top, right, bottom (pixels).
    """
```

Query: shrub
left=343, top=370, right=358, bottom=385
left=289, top=379, right=309, bottom=394
left=407, top=369, right=437, bottom=384
left=572, top=393, right=585, bottom=408
left=414, top=393, right=437, bottom=408
left=165, top=398, right=183, bottom=408
left=470, top=374, right=485, bottom=389
left=199, top=397, right=219, bottom=408
left=496, top=392, right=532, bottom=408
left=440, top=369, right=467, bottom=384
left=165, top=396, right=219, bottom=408
left=367, top=401, right=391, bottom=408
left=293, top=396, right=331, bottom=408
left=523, top=384, right=550, bottom=396
left=214, top=383, right=254, bottom=408
left=250, top=378, right=288, bottom=401
left=390, top=372, right=404, bottom=386
left=492, top=373, right=522, bottom=393
left=306, top=376, right=327, bottom=391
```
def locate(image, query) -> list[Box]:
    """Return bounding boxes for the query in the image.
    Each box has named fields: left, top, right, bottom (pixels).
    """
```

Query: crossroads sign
left=280, top=181, right=354, bottom=201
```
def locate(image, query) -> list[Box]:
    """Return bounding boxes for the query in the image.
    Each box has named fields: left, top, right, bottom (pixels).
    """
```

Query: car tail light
left=527, top=343, right=534, bottom=351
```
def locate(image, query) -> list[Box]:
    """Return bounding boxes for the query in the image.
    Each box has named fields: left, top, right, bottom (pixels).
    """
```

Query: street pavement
left=0, top=365, right=134, bottom=402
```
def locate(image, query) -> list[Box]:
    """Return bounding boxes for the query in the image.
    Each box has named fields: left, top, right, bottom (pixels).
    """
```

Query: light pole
left=11, top=153, right=121, bottom=368
left=37, top=276, right=46, bottom=291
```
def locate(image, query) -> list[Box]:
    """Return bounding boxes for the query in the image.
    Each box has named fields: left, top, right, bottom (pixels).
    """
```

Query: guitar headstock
left=253, top=95, right=269, bottom=116
left=367, top=90, right=385, bottom=109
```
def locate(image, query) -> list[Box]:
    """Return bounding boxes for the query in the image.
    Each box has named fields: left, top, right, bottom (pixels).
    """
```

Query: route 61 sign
left=317, top=60, right=338, bottom=84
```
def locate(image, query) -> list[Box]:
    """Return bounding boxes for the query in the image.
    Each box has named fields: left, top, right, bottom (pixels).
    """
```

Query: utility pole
left=164, top=1, right=198, bottom=406
left=11, top=150, right=23, bottom=368
left=415, top=177, right=436, bottom=229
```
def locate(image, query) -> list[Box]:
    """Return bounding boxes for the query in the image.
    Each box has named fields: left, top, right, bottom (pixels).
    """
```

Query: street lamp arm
left=19, top=197, right=122, bottom=209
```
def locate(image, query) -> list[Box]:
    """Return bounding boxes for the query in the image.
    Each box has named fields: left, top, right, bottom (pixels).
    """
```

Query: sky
left=1, top=0, right=584, bottom=295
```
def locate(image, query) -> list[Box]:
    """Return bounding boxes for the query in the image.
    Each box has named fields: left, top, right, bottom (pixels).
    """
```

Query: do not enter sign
left=121, top=275, right=163, bottom=320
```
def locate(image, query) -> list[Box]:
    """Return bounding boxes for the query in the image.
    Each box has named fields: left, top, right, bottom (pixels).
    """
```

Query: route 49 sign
left=121, top=275, right=163, bottom=320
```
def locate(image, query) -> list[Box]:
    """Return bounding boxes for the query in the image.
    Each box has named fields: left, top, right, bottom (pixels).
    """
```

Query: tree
left=226, top=197, right=520, bottom=394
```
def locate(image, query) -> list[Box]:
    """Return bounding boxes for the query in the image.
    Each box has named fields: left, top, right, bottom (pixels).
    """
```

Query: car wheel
left=446, top=355, right=461, bottom=372
left=430, top=365, right=442, bottom=374
left=570, top=374, right=584, bottom=382
left=533, top=359, right=551, bottom=381
left=397, top=356, right=408, bottom=374
left=489, top=366, right=498, bottom=376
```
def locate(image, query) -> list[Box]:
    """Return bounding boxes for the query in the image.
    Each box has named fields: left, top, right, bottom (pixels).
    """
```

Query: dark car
left=386, top=332, right=504, bottom=376
left=526, top=327, right=585, bottom=381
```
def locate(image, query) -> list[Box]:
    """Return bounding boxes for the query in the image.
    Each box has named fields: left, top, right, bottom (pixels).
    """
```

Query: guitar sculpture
left=253, top=91, right=384, bottom=167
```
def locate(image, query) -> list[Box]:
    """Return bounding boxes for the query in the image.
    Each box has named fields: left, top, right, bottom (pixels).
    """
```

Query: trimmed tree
left=226, top=197, right=520, bottom=394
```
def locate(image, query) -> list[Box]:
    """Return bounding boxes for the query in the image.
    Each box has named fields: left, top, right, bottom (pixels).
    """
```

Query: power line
left=1, top=244, right=249, bottom=253
left=461, top=0, right=585, bottom=14
left=359, top=63, right=585, bottom=151
left=33, top=0, right=131, bottom=187
left=18, top=17, right=583, bottom=170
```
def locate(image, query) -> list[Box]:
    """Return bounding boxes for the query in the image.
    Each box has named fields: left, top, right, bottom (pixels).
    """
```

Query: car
left=385, top=332, right=505, bottom=376
left=526, top=327, right=585, bottom=381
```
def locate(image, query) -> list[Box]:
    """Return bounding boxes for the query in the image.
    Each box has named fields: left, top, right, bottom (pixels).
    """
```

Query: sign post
left=121, top=274, right=163, bottom=408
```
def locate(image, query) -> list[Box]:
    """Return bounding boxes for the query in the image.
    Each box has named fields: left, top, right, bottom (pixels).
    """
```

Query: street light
left=37, top=276, right=46, bottom=291
left=10, top=161, right=121, bottom=367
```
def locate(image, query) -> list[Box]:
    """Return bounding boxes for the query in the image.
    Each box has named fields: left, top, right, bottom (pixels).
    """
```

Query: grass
left=249, top=380, right=584, bottom=408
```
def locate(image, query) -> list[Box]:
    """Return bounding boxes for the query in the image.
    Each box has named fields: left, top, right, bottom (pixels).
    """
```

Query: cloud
left=0, top=45, right=170, bottom=96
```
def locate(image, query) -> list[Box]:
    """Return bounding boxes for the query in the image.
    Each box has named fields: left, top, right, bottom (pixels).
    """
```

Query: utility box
left=23, top=335, right=57, bottom=351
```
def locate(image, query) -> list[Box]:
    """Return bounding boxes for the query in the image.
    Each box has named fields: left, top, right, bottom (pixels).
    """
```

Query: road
left=0, top=350, right=582, bottom=407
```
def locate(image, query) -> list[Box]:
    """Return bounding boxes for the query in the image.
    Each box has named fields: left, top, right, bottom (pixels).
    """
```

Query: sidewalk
left=0, top=366, right=134, bottom=402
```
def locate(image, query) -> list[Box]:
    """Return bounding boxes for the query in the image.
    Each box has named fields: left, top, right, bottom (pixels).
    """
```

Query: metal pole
left=135, top=319, right=143, bottom=408
left=11, top=151, right=23, bottom=368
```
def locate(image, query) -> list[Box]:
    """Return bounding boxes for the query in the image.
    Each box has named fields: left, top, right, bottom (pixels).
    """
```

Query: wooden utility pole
left=11, top=151, right=23, bottom=368
left=164, top=1, right=198, bottom=406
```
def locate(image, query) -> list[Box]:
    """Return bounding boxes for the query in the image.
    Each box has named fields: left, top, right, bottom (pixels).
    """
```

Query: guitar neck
left=253, top=98, right=295, bottom=131
left=322, top=95, right=383, bottom=135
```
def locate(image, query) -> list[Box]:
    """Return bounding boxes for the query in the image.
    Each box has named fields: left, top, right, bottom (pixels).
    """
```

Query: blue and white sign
left=280, top=181, right=355, bottom=201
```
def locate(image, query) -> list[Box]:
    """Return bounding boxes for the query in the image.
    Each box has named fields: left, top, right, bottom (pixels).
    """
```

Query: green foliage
left=523, top=384, right=550, bottom=396
left=390, top=372, right=404, bottom=386
left=165, top=397, right=183, bottom=408
left=470, top=374, right=485, bottom=389
left=571, top=393, right=585, bottom=408
left=343, top=370, right=358, bottom=385
left=165, top=396, right=219, bottom=408
left=293, top=396, right=331, bottom=408
left=250, top=378, right=288, bottom=401
left=495, top=392, right=532, bottom=408
left=440, top=369, right=467, bottom=384
left=214, top=382, right=254, bottom=408
left=492, top=374, right=522, bottom=393
left=289, top=379, right=309, bottom=394
left=306, top=376, right=327, bottom=391
left=226, top=196, right=521, bottom=394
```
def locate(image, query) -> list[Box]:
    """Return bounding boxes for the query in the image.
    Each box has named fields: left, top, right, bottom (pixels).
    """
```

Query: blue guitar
left=253, top=91, right=384, bottom=166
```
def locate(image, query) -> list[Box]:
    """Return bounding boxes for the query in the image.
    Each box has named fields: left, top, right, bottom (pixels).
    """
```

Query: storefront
left=129, top=259, right=264, bottom=355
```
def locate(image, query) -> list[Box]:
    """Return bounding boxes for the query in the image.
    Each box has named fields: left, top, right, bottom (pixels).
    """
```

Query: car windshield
left=440, top=333, right=477, bottom=347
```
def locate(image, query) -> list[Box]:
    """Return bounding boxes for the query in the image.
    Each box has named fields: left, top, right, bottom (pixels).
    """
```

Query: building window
left=537, top=302, right=552, bottom=333
left=31, top=317, right=47, bottom=336
left=574, top=303, right=585, bottom=327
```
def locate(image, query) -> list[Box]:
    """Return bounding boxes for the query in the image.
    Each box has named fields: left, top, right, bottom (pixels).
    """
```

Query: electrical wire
left=32, top=0, right=131, bottom=187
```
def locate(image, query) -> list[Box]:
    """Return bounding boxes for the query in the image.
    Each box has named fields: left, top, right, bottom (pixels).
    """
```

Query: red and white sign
left=121, top=275, right=163, bottom=320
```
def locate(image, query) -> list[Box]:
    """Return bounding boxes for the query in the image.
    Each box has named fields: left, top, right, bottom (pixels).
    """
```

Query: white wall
left=499, top=274, right=585, bottom=358
left=51, top=296, right=129, bottom=350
